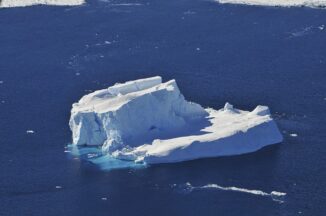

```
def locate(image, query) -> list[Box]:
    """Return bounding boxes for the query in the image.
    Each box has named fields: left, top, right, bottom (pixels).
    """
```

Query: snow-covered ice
left=215, top=0, right=326, bottom=8
left=0, top=0, right=85, bottom=8
left=69, top=76, right=283, bottom=164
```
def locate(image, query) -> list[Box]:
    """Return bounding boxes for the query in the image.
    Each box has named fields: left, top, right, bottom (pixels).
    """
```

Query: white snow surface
left=215, top=0, right=326, bottom=8
left=0, top=0, right=84, bottom=8
left=70, top=76, right=283, bottom=164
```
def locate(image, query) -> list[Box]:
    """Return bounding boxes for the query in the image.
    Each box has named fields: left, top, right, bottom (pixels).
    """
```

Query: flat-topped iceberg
left=70, top=76, right=283, bottom=164
left=0, top=0, right=84, bottom=8
left=215, top=0, right=326, bottom=8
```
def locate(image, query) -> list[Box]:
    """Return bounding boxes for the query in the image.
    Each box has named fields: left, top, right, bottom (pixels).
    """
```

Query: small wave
left=98, top=0, right=143, bottom=6
left=290, top=26, right=314, bottom=38
left=178, top=182, right=286, bottom=203
left=110, top=3, right=143, bottom=6
left=286, top=25, right=325, bottom=39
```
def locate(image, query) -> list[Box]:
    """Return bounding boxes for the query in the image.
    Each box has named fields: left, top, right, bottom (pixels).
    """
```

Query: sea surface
left=0, top=0, right=326, bottom=215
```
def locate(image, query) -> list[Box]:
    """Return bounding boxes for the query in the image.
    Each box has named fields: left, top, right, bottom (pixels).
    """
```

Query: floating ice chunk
left=271, top=191, right=287, bottom=196
left=251, top=105, right=270, bottom=116
left=55, top=185, right=62, bottom=189
left=0, top=0, right=85, bottom=8
left=26, top=130, right=35, bottom=134
left=69, top=76, right=283, bottom=165
left=215, top=0, right=326, bottom=8
left=289, top=133, right=298, bottom=137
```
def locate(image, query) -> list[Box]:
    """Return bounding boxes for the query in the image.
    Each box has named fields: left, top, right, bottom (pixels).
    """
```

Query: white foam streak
left=215, top=0, right=326, bottom=8
left=201, top=184, right=271, bottom=196
left=186, top=183, right=286, bottom=202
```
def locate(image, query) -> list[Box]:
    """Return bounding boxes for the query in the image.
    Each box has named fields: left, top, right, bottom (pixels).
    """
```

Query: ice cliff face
left=70, top=76, right=283, bottom=164
left=70, top=77, right=206, bottom=152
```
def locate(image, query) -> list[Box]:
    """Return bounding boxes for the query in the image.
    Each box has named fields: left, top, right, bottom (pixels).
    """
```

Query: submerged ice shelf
left=69, top=76, right=283, bottom=165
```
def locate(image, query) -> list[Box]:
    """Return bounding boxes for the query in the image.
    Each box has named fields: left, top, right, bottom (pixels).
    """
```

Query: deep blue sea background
left=0, top=0, right=326, bottom=215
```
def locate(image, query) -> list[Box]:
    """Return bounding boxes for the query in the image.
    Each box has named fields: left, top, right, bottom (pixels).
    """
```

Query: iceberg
left=69, top=76, right=283, bottom=164
left=215, top=0, right=326, bottom=8
left=0, top=0, right=85, bottom=8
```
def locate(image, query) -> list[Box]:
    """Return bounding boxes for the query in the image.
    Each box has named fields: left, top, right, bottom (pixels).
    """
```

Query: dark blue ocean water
left=0, top=0, right=326, bottom=215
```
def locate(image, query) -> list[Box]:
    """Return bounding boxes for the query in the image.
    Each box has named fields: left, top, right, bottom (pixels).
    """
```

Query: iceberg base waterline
left=0, top=0, right=85, bottom=8
left=69, top=76, right=283, bottom=165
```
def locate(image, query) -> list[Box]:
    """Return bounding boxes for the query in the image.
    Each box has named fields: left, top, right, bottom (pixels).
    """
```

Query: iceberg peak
left=224, top=102, right=234, bottom=110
